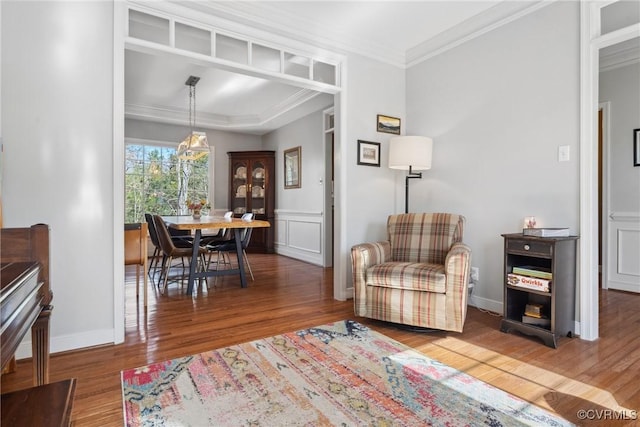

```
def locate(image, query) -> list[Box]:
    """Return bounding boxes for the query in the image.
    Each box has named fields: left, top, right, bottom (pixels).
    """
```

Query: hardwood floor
left=2, top=254, right=639, bottom=426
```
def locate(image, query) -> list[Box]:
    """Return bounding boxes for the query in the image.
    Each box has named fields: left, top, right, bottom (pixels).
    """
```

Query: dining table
left=161, top=215, right=271, bottom=295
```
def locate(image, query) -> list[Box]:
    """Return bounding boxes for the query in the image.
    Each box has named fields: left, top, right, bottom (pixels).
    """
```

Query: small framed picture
left=634, top=128, right=640, bottom=167
left=376, top=114, right=400, bottom=135
left=357, top=140, right=381, bottom=167
left=284, top=146, right=301, bottom=188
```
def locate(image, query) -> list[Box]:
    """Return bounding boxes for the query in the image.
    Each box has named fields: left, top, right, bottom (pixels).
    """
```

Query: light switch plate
left=558, top=145, right=570, bottom=162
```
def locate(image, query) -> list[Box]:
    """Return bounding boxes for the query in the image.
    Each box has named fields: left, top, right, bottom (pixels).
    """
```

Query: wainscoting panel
left=274, top=219, right=287, bottom=246
left=289, top=221, right=321, bottom=253
left=274, top=210, right=324, bottom=266
left=607, top=212, right=640, bottom=293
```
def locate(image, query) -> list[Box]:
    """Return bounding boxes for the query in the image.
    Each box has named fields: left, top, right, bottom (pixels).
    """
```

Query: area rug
left=121, top=320, right=573, bottom=426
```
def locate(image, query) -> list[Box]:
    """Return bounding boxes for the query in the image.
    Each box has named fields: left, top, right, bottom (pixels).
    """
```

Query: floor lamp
left=388, top=136, right=433, bottom=213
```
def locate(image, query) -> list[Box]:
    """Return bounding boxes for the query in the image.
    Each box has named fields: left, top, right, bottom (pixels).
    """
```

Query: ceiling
left=125, top=1, right=545, bottom=135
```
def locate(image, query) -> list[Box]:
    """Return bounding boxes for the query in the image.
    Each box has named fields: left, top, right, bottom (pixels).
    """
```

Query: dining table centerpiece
left=187, top=199, right=210, bottom=219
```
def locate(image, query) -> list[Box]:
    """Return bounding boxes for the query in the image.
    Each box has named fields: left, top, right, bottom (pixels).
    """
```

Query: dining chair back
left=144, top=213, right=162, bottom=281
left=207, top=212, right=255, bottom=282
left=152, top=215, right=206, bottom=294
left=201, top=211, right=234, bottom=246
left=239, top=212, right=255, bottom=254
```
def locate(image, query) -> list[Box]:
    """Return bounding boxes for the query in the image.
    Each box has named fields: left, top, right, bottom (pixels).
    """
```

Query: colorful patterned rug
left=121, top=320, right=573, bottom=426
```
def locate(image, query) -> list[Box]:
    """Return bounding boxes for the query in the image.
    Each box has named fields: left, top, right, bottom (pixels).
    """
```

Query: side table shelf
left=500, top=233, right=579, bottom=348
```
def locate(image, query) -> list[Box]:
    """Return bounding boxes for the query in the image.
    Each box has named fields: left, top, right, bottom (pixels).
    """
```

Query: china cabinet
left=228, top=151, right=275, bottom=253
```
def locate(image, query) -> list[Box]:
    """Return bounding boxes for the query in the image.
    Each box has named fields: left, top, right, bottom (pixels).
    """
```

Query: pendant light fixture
left=177, top=75, right=209, bottom=161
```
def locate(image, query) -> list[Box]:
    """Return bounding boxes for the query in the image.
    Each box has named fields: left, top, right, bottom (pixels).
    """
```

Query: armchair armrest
left=442, top=242, right=472, bottom=332
left=444, top=242, right=472, bottom=292
left=351, top=241, right=390, bottom=315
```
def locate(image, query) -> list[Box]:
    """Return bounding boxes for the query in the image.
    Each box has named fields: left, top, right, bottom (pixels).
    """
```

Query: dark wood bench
left=1, top=378, right=76, bottom=426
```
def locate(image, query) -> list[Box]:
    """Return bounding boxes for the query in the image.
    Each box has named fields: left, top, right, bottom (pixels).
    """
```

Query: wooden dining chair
left=152, top=215, right=207, bottom=294
left=144, top=213, right=162, bottom=283
left=124, top=222, right=149, bottom=307
left=207, top=213, right=255, bottom=283
left=145, top=213, right=196, bottom=285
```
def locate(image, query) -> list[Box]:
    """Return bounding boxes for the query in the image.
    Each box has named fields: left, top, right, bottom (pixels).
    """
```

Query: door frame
left=323, top=107, right=334, bottom=268
left=579, top=1, right=640, bottom=340
left=112, top=2, right=349, bottom=343
left=598, top=102, right=610, bottom=290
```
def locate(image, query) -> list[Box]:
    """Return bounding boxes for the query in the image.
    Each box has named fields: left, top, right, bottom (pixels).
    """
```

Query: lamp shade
left=178, top=75, right=209, bottom=161
left=177, top=131, right=209, bottom=161
left=388, top=136, right=433, bottom=170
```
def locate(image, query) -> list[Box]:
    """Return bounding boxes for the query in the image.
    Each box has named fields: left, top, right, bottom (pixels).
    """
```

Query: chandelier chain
left=189, top=84, right=195, bottom=131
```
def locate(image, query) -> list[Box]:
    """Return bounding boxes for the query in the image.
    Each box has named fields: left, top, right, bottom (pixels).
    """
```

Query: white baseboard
left=275, top=245, right=323, bottom=266
left=468, top=295, right=503, bottom=314
left=574, top=321, right=582, bottom=337
left=15, top=328, right=115, bottom=360
left=338, top=286, right=354, bottom=302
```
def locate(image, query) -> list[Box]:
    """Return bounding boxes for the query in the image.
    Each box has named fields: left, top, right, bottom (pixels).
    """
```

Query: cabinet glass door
left=251, top=160, right=266, bottom=215
left=231, top=160, right=248, bottom=215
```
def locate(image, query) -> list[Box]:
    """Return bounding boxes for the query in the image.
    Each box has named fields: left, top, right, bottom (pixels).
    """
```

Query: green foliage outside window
left=125, top=144, right=209, bottom=223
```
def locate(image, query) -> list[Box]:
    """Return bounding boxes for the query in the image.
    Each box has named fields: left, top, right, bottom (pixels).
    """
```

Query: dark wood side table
left=500, top=233, right=579, bottom=348
left=1, top=378, right=76, bottom=427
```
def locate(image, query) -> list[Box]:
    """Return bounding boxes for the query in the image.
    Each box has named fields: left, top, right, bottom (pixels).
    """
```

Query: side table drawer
left=506, top=239, right=551, bottom=257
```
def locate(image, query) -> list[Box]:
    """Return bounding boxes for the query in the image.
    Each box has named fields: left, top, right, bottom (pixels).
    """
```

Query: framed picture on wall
left=376, top=114, right=400, bottom=135
left=357, top=140, right=381, bottom=167
left=284, top=146, right=301, bottom=188
left=634, top=128, right=640, bottom=167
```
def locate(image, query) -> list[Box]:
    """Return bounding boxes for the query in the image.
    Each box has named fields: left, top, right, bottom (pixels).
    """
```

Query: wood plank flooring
left=2, top=254, right=639, bottom=426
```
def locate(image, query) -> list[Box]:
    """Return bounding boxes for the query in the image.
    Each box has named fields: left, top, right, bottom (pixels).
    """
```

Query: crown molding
left=125, top=88, right=323, bottom=131
left=165, top=0, right=406, bottom=67
left=600, top=43, right=640, bottom=72
left=166, top=0, right=553, bottom=69
left=406, top=1, right=553, bottom=67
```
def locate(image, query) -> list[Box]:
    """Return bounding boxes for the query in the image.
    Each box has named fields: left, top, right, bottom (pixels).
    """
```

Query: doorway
left=598, top=37, right=640, bottom=294
left=113, top=2, right=349, bottom=343
left=324, top=108, right=335, bottom=267
left=580, top=1, right=640, bottom=341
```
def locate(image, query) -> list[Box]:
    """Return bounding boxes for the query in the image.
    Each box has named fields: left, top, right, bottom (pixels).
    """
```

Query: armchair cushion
left=367, top=262, right=446, bottom=293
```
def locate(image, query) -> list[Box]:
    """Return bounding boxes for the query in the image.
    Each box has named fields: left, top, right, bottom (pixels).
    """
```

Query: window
left=125, top=143, right=210, bottom=223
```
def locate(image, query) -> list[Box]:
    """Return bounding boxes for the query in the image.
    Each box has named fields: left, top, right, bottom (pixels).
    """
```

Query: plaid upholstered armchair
left=351, top=213, right=471, bottom=332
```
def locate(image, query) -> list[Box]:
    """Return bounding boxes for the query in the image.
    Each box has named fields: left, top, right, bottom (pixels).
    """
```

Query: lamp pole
left=404, top=165, right=422, bottom=213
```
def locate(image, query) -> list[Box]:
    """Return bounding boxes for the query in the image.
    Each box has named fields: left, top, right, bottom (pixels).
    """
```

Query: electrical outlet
left=470, top=267, right=479, bottom=282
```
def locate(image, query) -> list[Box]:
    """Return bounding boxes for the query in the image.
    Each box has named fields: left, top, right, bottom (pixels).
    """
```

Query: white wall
left=2, top=1, right=117, bottom=354
left=600, top=62, right=640, bottom=213
left=262, top=101, right=332, bottom=265
left=405, top=1, right=581, bottom=311
left=263, top=106, right=329, bottom=213
left=125, top=118, right=262, bottom=210
left=341, top=53, right=406, bottom=295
